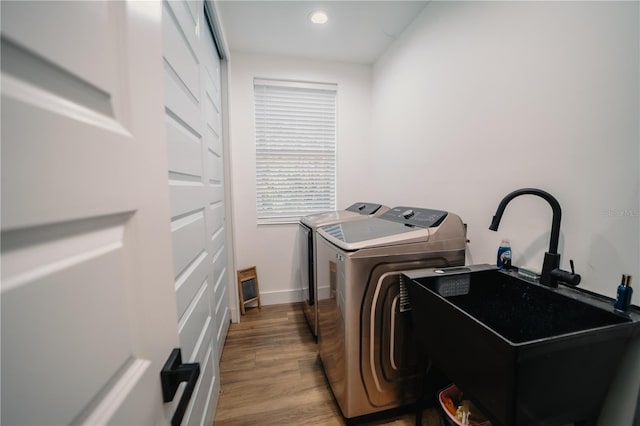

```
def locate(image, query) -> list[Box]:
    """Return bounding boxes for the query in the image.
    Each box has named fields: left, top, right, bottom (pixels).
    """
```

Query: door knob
left=160, top=348, right=200, bottom=426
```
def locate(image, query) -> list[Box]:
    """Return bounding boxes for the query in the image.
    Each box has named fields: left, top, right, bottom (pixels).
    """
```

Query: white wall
left=227, top=53, right=374, bottom=304
left=371, top=1, right=639, bottom=302
left=369, top=2, right=639, bottom=424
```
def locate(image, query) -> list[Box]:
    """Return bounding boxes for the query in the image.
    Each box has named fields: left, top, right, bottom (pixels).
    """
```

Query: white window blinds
left=254, top=79, right=337, bottom=224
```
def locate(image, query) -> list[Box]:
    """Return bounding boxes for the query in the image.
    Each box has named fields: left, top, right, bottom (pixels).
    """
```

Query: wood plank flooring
left=213, top=303, right=444, bottom=426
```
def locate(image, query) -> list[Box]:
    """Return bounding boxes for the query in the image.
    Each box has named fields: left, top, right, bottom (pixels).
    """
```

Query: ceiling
left=215, top=1, right=429, bottom=64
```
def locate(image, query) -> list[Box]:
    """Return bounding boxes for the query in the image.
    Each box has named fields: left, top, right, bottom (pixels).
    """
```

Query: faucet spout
left=489, top=188, right=561, bottom=254
left=488, top=188, right=579, bottom=288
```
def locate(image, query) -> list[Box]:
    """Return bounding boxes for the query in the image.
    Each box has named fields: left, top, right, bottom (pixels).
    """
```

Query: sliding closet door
left=163, top=1, right=230, bottom=424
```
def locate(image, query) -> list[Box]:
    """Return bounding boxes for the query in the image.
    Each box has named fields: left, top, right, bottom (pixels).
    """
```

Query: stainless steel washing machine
left=299, top=202, right=389, bottom=337
left=315, top=206, right=466, bottom=419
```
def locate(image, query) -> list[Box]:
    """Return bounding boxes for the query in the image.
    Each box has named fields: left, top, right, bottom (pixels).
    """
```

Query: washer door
left=360, top=259, right=453, bottom=408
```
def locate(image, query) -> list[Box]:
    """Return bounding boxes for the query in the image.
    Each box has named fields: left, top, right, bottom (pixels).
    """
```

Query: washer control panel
left=345, top=202, right=383, bottom=215
left=381, top=206, right=448, bottom=228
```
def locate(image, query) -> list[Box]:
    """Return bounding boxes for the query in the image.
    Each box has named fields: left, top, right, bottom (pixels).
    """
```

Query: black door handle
left=160, top=348, right=200, bottom=426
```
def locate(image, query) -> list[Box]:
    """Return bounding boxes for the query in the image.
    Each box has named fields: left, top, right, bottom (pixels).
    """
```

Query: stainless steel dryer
left=299, top=202, right=389, bottom=337
left=315, top=207, right=466, bottom=419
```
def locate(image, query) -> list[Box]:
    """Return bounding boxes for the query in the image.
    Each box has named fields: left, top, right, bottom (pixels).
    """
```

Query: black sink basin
left=404, top=265, right=640, bottom=426
left=444, top=269, right=629, bottom=343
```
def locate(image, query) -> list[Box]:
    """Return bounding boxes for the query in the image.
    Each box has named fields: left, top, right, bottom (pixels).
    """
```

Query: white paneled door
left=163, top=1, right=230, bottom=424
left=0, top=1, right=227, bottom=425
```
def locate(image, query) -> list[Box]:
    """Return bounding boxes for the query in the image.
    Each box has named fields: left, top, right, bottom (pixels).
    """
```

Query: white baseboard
left=242, top=285, right=329, bottom=307
left=258, top=288, right=304, bottom=305
left=317, top=285, right=330, bottom=300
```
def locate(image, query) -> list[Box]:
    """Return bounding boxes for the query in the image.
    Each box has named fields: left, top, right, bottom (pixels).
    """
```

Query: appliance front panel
left=299, top=223, right=317, bottom=335
left=316, top=237, right=348, bottom=410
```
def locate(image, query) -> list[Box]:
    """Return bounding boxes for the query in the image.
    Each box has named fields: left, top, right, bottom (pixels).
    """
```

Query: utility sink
left=403, top=265, right=640, bottom=426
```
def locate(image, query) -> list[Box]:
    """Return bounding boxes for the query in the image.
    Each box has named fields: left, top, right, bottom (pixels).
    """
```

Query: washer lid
left=299, top=203, right=388, bottom=229
left=317, top=206, right=449, bottom=251
left=300, top=209, right=363, bottom=228
left=318, top=217, right=430, bottom=251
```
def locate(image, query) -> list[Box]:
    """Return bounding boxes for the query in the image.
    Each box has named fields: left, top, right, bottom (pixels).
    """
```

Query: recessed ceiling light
left=309, top=11, right=328, bottom=25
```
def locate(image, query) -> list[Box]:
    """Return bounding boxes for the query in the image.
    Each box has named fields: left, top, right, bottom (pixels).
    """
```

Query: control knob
left=402, top=209, right=415, bottom=219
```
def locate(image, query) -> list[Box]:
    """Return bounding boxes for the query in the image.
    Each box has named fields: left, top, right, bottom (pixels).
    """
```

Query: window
left=254, top=79, right=337, bottom=224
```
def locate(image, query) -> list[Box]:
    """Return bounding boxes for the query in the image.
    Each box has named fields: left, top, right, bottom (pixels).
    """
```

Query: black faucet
left=489, top=188, right=581, bottom=288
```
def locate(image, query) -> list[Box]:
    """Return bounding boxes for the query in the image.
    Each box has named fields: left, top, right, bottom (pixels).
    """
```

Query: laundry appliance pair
left=298, top=202, right=389, bottom=337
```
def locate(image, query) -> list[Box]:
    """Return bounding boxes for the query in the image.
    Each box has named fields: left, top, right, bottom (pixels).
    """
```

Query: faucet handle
left=551, top=259, right=581, bottom=286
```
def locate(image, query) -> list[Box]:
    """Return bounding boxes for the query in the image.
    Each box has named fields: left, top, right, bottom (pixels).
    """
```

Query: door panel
left=167, top=115, right=204, bottom=178
left=163, top=1, right=228, bottom=423
left=185, top=345, right=214, bottom=424
left=1, top=1, right=178, bottom=425
left=179, top=282, right=212, bottom=361
left=0, top=64, right=136, bottom=229
left=171, top=211, right=207, bottom=277
left=201, top=11, right=230, bottom=364
left=163, top=1, right=200, bottom=103
left=1, top=1, right=116, bottom=98
left=2, top=225, right=131, bottom=424
left=169, top=184, right=206, bottom=218
left=176, top=252, right=210, bottom=318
